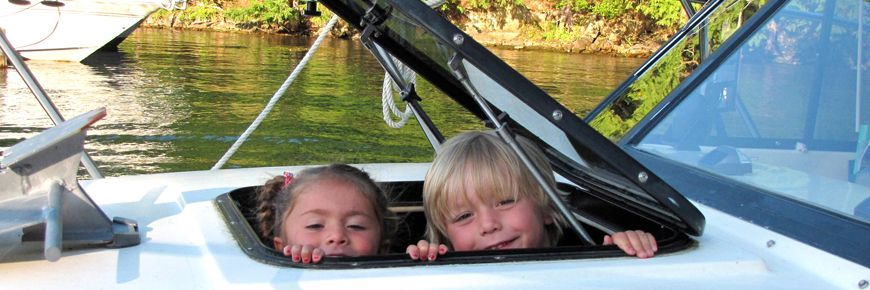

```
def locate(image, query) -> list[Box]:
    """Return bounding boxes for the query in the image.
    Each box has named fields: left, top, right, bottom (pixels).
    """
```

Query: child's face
left=444, top=180, right=553, bottom=251
left=280, top=181, right=383, bottom=256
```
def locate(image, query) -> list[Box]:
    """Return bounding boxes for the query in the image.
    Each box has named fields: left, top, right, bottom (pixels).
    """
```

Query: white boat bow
left=0, top=0, right=185, bottom=61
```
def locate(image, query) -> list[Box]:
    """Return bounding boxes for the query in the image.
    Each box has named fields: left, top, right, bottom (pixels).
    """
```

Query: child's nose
left=325, top=229, right=349, bottom=246
left=478, top=210, right=501, bottom=235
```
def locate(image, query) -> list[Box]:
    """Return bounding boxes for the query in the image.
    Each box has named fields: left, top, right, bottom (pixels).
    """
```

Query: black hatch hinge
left=401, top=83, right=421, bottom=103
left=359, top=1, right=393, bottom=41
left=357, top=4, right=445, bottom=150
left=483, top=111, right=510, bottom=131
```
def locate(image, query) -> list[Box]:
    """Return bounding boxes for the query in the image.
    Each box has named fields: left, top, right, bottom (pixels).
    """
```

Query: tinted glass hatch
left=318, top=0, right=707, bottom=236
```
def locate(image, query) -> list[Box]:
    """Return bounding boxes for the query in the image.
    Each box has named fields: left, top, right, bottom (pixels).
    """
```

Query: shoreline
left=141, top=6, right=672, bottom=58
left=139, top=21, right=661, bottom=57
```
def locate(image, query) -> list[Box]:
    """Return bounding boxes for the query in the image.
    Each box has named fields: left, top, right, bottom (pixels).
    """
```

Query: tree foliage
left=589, top=46, right=687, bottom=139
left=442, top=0, right=525, bottom=13
left=634, top=0, right=685, bottom=27
left=224, top=0, right=300, bottom=25
left=553, top=0, right=684, bottom=26
left=181, top=5, right=223, bottom=21
left=588, top=0, right=768, bottom=140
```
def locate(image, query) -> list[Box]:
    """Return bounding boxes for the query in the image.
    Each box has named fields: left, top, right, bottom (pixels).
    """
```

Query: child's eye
left=305, top=224, right=323, bottom=230
left=347, top=225, right=367, bottom=230
left=454, top=213, right=472, bottom=222
left=497, top=199, right=515, bottom=206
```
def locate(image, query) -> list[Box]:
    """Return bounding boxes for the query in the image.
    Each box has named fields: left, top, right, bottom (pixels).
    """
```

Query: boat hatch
left=217, top=181, right=693, bottom=268
left=205, top=0, right=789, bottom=269
left=315, top=0, right=707, bottom=236
left=589, top=0, right=870, bottom=267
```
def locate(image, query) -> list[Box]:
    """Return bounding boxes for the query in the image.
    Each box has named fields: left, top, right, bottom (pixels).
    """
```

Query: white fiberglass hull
left=0, top=0, right=163, bottom=62
left=0, top=163, right=865, bottom=289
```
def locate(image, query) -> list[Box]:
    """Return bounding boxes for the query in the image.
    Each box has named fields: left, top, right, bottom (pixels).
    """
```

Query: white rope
left=211, top=15, right=340, bottom=170
left=381, top=61, right=416, bottom=128
left=380, top=0, right=446, bottom=128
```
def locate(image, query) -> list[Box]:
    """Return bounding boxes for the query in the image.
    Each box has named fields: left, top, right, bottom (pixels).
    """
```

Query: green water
left=0, top=28, right=645, bottom=177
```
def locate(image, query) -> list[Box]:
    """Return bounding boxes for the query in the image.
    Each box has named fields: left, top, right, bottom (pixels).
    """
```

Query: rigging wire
left=214, top=0, right=445, bottom=169
left=5, top=5, right=61, bottom=49
left=0, top=2, right=40, bottom=18
left=211, top=15, right=340, bottom=170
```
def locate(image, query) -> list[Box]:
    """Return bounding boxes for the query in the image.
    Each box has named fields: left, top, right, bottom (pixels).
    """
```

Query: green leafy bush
left=180, top=5, right=223, bottom=21
left=443, top=0, right=524, bottom=13
left=590, top=0, right=632, bottom=19
left=635, top=0, right=684, bottom=27
left=225, top=0, right=299, bottom=25
left=552, top=0, right=684, bottom=26
left=537, top=22, right=583, bottom=42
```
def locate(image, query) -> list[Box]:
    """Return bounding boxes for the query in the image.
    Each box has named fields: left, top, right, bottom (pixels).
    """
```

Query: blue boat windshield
left=589, top=0, right=768, bottom=140
left=635, top=0, right=870, bottom=223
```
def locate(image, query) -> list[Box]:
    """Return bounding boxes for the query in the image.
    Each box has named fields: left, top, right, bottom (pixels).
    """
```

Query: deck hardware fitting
left=638, top=171, right=648, bottom=183
left=552, top=110, right=563, bottom=121
left=767, top=240, right=775, bottom=247
left=361, top=31, right=445, bottom=151
left=453, top=34, right=464, bottom=45
left=302, top=0, right=321, bottom=17
left=859, top=280, right=868, bottom=289
left=0, top=18, right=103, bottom=179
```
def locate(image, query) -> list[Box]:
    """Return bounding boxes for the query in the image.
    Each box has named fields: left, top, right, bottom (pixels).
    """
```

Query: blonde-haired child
left=257, top=164, right=397, bottom=263
left=407, top=131, right=657, bottom=261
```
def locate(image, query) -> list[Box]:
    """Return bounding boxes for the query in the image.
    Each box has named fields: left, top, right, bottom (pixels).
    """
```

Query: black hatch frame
left=317, top=0, right=706, bottom=236
left=216, top=181, right=694, bottom=269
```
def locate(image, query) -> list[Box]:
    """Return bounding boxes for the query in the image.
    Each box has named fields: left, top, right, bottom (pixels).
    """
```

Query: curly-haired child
left=257, top=164, right=397, bottom=263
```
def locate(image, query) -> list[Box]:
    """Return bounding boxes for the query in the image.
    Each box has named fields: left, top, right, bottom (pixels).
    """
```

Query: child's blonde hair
left=256, top=164, right=398, bottom=248
left=423, top=131, right=566, bottom=249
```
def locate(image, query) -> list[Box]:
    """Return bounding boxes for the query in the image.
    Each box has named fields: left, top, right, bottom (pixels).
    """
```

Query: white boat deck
left=1, top=163, right=866, bottom=289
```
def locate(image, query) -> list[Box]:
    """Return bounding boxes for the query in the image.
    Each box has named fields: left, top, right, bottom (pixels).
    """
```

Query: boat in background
left=0, top=0, right=185, bottom=62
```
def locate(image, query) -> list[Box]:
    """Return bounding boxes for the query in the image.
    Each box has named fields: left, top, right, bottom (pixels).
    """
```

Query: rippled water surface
left=0, top=28, right=645, bottom=177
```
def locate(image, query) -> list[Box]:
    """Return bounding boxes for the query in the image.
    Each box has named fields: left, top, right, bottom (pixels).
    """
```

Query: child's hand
left=283, top=244, right=325, bottom=263
left=406, top=240, right=448, bottom=261
left=603, top=230, right=658, bottom=259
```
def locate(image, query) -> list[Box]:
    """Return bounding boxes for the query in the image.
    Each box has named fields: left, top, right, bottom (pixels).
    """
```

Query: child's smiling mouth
left=484, top=237, right=518, bottom=250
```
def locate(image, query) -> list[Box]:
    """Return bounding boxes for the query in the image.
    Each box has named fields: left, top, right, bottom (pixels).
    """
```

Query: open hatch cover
left=318, top=0, right=706, bottom=236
